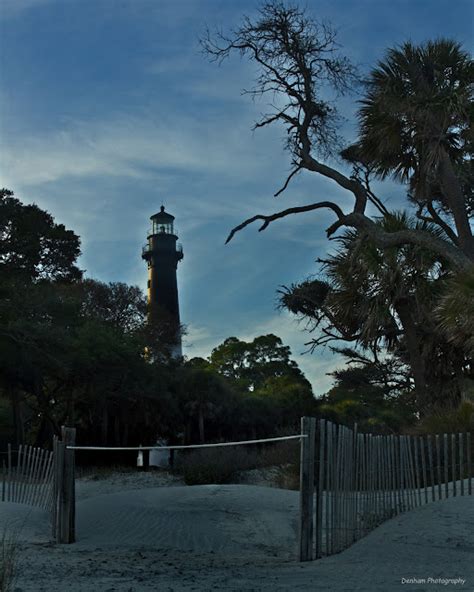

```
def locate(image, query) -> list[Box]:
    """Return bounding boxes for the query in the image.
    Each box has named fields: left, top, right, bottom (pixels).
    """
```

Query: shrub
left=417, top=401, right=474, bottom=434
left=175, top=447, right=256, bottom=485
left=258, top=440, right=299, bottom=467
left=0, top=530, right=18, bottom=592
left=175, top=440, right=301, bottom=486
left=275, top=464, right=300, bottom=490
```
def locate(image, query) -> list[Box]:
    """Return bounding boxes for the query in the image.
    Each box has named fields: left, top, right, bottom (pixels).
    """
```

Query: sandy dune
left=2, top=479, right=473, bottom=592
left=75, top=484, right=299, bottom=558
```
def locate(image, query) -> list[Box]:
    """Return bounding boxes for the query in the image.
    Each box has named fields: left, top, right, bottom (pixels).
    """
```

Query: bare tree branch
left=426, top=201, right=459, bottom=244
left=274, top=166, right=303, bottom=196
left=226, top=202, right=472, bottom=270
left=225, top=201, right=345, bottom=244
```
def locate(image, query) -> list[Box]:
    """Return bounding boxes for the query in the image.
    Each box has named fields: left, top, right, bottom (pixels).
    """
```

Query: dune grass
left=0, top=529, right=18, bottom=592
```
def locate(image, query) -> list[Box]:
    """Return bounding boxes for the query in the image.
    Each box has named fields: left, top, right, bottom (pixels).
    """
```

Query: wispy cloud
left=1, top=111, right=283, bottom=189
left=0, top=0, right=54, bottom=19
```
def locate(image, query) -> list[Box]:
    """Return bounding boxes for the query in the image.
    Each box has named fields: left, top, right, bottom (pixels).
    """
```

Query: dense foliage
left=0, top=192, right=317, bottom=450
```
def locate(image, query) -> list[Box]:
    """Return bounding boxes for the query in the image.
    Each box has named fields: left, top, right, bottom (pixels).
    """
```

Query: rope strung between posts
left=67, top=434, right=306, bottom=451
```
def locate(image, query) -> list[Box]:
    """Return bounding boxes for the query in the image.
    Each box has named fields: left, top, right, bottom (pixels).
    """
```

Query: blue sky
left=1, top=0, right=472, bottom=394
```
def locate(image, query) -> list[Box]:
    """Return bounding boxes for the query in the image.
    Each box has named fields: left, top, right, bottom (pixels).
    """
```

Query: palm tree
left=281, top=213, right=470, bottom=412
left=357, top=39, right=474, bottom=260
left=436, top=269, right=474, bottom=355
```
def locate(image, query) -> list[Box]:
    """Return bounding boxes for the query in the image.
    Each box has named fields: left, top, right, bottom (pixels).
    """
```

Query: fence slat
left=419, top=436, right=428, bottom=505
left=435, top=435, right=441, bottom=500
left=427, top=436, right=435, bottom=503
left=413, top=436, right=421, bottom=506
left=383, top=436, right=390, bottom=517
left=24, top=447, right=35, bottom=506
left=390, top=435, right=397, bottom=513
left=451, top=433, right=457, bottom=497
left=44, top=450, right=56, bottom=513
left=35, top=448, right=48, bottom=509
left=352, top=424, right=359, bottom=544
left=335, top=426, right=341, bottom=553
left=467, top=432, right=472, bottom=496
left=1, top=461, right=5, bottom=502
left=444, top=434, right=449, bottom=499
left=407, top=437, right=417, bottom=508
left=51, top=438, right=59, bottom=537
left=315, top=419, right=325, bottom=559
left=345, top=427, right=352, bottom=549
left=20, top=446, right=32, bottom=505
left=12, top=445, right=21, bottom=503
left=27, top=447, right=41, bottom=507
left=7, top=444, right=12, bottom=502
left=326, top=422, right=333, bottom=555
left=398, top=437, right=405, bottom=510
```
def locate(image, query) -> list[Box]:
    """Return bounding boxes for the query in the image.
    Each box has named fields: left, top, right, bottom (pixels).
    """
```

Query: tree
left=0, top=189, right=82, bottom=445
left=280, top=214, right=472, bottom=411
left=0, top=188, right=82, bottom=283
left=209, top=334, right=309, bottom=391
left=203, top=4, right=473, bottom=270
left=78, top=279, right=147, bottom=333
left=319, top=361, right=416, bottom=434
left=179, top=357, right=236, bottom=443
left=355, top=40, right=474, bottom=261
left=208, top=334, right=316, bottom=436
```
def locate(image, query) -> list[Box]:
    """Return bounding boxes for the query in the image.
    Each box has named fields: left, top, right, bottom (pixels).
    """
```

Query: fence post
left=53, top=436, right=63, bottom=539
left=299, top=416, right=315, bottom=562
left=56, top=426, right=76, bottom=544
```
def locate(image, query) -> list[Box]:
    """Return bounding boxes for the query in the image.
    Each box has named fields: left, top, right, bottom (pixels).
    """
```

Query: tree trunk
left=184, top=421, right=192, bottom=445
left=122, top=422, right=129, bottom=446
left=438, top=148, right=474, bottom=261
left=65, top=391, right=75, bottom=426
left=114, top=415, right=120, bottom=446
left=34, top=414, right=55, bottom=448
left=101, top=403, right=108, bottom=445
left=9, top=386, right=24, bottom=447
left=198, top=405, right=205, bottom=444
left=395, top=300, right=430, bottom=412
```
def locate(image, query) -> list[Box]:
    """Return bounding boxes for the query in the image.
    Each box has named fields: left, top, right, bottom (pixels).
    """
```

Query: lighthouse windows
left=152, top=220, right=174, bottom=235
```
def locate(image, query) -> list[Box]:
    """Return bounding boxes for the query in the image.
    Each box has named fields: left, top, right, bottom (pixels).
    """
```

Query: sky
left=0, top=0, right=472, bottom=395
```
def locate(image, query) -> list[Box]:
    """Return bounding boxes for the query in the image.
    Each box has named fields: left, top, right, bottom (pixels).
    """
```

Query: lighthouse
left=142, top=206, right=183, bottom=358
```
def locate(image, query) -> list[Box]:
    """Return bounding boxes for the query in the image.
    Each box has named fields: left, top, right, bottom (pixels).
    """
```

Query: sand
left=2, top=474, right=473, bottom=592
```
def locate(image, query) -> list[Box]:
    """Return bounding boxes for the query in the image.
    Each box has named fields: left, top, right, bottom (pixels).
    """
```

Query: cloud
left=182, top=323, right=216, bottom=357
left=0, top=111, right=283, bottom=190
left=0, top=0, right=54, bottom=18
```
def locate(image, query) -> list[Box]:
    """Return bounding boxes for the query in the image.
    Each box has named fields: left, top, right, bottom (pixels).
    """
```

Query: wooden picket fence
left=0, top=428, right=76, bottom=544
left=1, top=443, right=54, bottom=510
left=299, top=417, right=474, bottom=561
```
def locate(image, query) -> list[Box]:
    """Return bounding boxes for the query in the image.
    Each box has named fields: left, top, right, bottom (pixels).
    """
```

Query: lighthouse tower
left=142, top=206, right=183, bottom=357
